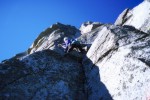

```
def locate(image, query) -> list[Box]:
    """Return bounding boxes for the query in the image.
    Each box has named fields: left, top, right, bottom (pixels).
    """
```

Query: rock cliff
left=86, top=25, right=150, bottom=100
left=1, top=1, right=150, bottom=100
left=115, top=0, right=150, bottom=33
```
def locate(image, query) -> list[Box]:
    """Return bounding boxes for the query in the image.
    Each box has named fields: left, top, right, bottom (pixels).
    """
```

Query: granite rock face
left=114, top=8, right=131, bottom=26
left=0, top=50, right=86, bottom=99
left=87, top=25, right=150, bottom=100
left=79, top=24, right=111, bottom=45
left=1, top=1, right=150, bottom=100
left=80, top=21, right=102, bottom=34
left=115, top=0, right=150, bottom=33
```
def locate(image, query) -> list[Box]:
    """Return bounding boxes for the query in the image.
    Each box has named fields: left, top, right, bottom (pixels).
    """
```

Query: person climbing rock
left=58, top=37, right=84, bottom=54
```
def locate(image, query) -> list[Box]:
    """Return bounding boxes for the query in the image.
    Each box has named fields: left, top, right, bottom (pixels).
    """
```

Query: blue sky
left=0, top=0, right=143, bottom=62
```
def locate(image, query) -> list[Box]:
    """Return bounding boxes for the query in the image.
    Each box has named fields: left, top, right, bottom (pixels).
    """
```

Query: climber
left=58, top=37, right=84, bottom=53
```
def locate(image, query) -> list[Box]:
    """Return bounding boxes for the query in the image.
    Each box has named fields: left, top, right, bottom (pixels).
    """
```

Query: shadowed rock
left=0, top=50, right=86, bottom=99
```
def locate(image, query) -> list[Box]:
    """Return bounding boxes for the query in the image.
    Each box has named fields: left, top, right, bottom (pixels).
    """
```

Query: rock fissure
left=94, top=48, right=118, bottom=66
left=121, top=9, right=131, bottom=25
left=138, top=58, right=150, bottom=67
left=135, top=34, right=150, bottom=42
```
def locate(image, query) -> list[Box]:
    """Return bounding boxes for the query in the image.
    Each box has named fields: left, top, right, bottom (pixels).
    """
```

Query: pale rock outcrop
left=87, top=25, right=150, bottom=100
left=115, top=0, right=150, bottom=33
left=114, top=9, right=131, bottom=26
left=78, top=24, right=112, bottom=51
left=80, top=21, right=102, bottom=34
left=79, top=24, right=111, bottom=44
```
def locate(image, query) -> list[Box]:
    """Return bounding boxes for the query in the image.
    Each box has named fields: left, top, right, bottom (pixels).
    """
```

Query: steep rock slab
left=0, top=50, right=86, bottom=100
left=115, top=1, right=150, bottom=33
left=87, top=25, right=150, bottom=100
left=78, top=23, right=112, bottom=53
left=79, top=24, right=112, bottom=47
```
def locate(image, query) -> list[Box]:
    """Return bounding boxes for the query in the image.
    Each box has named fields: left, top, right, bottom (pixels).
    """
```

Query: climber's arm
left=58, top=43, right=67, bottom=49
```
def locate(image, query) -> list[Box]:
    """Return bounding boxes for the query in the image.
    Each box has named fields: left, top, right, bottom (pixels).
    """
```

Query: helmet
left=64, top=37, right=68, bottom=41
